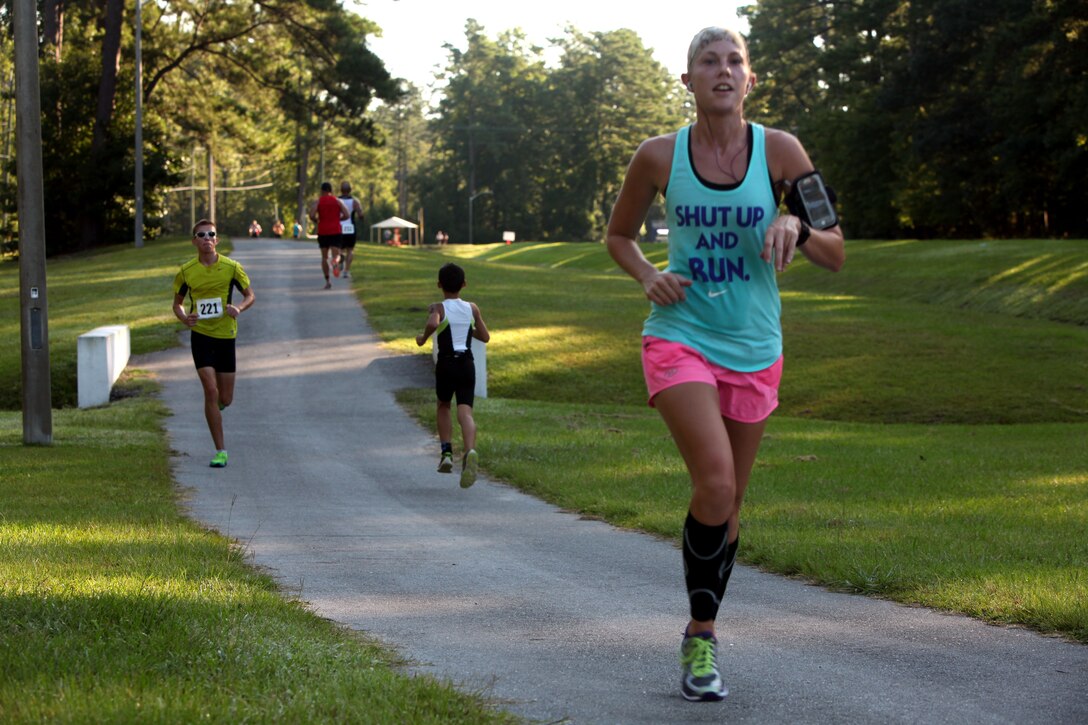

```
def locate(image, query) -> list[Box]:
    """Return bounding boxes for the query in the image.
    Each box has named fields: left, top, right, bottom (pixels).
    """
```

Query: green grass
left=357, top=240, right=1088, bottom=425
left=0, top=241, right=515, bottom=724
left=781, top=238, right=1088, bottom=325
left=428, top=238, right=1088, bottom=325
left=358, top=240, right=1088, bottom=642
left=0, top=238, right=201, bottom=410
left=1, top=236, right=1084, bottom=724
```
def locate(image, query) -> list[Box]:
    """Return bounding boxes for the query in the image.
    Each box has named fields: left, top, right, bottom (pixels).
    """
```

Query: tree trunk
left=90, top=0, right=123, bottom=157
left=42, top=0, right=65, bottom=61
left=79, top=0, right=124, bottom=249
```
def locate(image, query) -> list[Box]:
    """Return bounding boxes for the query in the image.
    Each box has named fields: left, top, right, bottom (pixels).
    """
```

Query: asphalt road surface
left=140, top=237, right=1088, bottom=724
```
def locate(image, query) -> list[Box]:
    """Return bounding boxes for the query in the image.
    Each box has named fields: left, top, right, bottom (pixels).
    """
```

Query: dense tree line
left=743, top=0, right=1088, bottom=238
left=415, top=23, right=684, bottom=244
left=2, top=2, right=1084, bottom=252
left=1, top=0, right=401, bottom=255
left=408, top=3, right=1087, bottom=242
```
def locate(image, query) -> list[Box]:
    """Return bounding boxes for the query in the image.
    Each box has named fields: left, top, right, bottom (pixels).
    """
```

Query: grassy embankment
left=0, top=238, right=516, bottom=723
left=353, top=239, right=1088, bottom=643
left=1, top=236, right=1083, bottom=721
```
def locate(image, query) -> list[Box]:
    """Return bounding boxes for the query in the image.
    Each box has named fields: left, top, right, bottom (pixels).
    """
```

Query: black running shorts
left=190, top=330, right=237, bottom=373
left=435, top=354, right=475, bottom=407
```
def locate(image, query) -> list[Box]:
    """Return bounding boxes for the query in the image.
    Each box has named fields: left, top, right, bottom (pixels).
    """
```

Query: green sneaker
left=209, top=451, right=229, bottom=468
left=437, top=452, right=454, bottom=473
left=680, top=631, right=727, bottom=702
left=459, top=449, right=478, bottom=488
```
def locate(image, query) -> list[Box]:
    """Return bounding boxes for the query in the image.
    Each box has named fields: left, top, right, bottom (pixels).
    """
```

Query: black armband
left=785, top=170, right=838, bottom=230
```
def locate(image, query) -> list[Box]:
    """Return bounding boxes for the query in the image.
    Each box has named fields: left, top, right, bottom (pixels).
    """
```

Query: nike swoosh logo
left=708, top=289, right=728, bottom=298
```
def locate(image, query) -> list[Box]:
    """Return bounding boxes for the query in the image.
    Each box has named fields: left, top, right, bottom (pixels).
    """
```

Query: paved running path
left=140, top=237, right=1088, bottom=724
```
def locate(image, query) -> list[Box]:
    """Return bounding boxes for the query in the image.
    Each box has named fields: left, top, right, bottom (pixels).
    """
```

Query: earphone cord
left=714, top=121, right=748, bottom=183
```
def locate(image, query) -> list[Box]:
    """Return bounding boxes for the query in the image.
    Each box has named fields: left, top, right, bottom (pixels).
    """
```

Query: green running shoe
left=209, top=451, right=229, bottom=468
left=437, top=452, right=454, bottom=473
left=459, top=449, right=478, bottom=488
left=680, top=631, right=727, bottom=702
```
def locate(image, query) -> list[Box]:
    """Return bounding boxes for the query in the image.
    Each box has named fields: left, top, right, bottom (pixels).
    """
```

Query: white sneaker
left=459, top=449, right=478, bottom=488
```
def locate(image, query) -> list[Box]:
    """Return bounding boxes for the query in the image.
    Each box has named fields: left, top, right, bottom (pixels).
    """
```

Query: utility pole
left=395, top=107, right=408, bottom=218
left=469, top=190, right=491, bottom=246
left=189, top=145, right=196, bottom=231
left=207, top=150, right=216, bottom=222
left=14, top=0, right=52, bottom=444
left=133, top=0, right=144, bottom=247
left=318, top=120, right=325, bottom=183
left=295, top=122, right=308, bottom=228
left=468, top=127, right=475, bottom=243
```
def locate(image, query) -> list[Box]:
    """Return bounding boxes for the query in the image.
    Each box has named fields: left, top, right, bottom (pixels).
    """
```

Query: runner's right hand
left=641, top=270, right=692, bottom=306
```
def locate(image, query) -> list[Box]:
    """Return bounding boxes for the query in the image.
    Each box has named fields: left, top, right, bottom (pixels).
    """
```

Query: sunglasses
left=194, top=230, right=217, bottom=239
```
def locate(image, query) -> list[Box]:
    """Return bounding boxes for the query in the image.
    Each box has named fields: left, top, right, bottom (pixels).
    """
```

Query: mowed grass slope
left=0, top=241, right=193, bottom=410
left=0, top=235, right=1083, bottom=725
left=0, top=240, right=516, bottom=724
left=354, top=239, right=1088, bottom=642
left=358, top=240, right=1088, bottom=424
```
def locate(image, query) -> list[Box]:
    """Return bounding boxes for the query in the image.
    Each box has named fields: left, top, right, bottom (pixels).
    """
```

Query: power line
left=165, top=182, right=274, bottom=194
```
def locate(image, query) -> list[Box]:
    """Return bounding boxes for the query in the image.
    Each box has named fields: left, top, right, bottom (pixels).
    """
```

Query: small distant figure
left=292, top=220, right=303, bottom=239
left=308, top=182, right=349, bottom=289
left=415, top=262, right=490, bottom=488
left=435, top=230, right=449, bottom=246
left=271, top=219, right=285, bottom=238
left=248, top=220, right=262, bottom=238
left=337, top=181, right=364, bottom=279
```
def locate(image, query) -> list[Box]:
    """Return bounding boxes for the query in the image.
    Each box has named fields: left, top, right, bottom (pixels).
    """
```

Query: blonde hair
left=687, top=27, right=750, bottom=73
left=192, top=218, right=215, bottom=235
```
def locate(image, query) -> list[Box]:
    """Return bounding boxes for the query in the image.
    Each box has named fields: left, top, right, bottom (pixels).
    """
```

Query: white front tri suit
left=434, top=298, right=477, bottom=406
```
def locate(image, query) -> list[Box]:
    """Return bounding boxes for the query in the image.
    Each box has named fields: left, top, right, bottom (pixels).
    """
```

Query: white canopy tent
left=370, top=216, right=419, bottom=246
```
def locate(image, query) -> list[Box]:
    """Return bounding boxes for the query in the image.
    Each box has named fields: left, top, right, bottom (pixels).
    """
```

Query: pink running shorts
left=641, top=336, right=783, bottom=423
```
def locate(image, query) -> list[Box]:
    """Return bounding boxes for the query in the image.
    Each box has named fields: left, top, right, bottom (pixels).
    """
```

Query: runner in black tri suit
left=415, top=263, right=491, bottom=488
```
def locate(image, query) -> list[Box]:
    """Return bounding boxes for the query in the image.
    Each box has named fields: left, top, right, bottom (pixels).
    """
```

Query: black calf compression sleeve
left=683, top=511, right=729, bottom=622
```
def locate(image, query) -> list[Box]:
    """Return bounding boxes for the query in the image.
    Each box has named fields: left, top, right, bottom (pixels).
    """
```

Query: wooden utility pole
left=190, top=146, right=196, bottom=230
left=207, top=150, right=216, bottom=222
left=14, top=0, right=52, bottom=444
left=133, top=0, right=144, bottom=247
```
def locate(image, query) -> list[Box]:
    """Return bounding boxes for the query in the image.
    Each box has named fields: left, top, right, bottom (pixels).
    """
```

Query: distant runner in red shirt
left=308, top=182, right=349, bottom=289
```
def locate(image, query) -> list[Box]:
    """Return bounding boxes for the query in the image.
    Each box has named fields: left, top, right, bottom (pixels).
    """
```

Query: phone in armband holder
left=786, top=170, right=838, bottom=230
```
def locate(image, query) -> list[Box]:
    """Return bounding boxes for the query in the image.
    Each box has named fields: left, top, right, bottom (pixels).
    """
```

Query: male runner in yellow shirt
left=172, top=219, right=256, bottom=467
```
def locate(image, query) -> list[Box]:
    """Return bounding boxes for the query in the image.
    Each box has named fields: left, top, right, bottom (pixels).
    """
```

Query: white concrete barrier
left=432, top=338, right=487, bottom=399
left=77, top=325, right=130, bottom=408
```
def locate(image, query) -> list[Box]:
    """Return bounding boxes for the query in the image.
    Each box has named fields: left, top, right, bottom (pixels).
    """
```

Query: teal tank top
left=642, top=123, right=782, bottom=371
